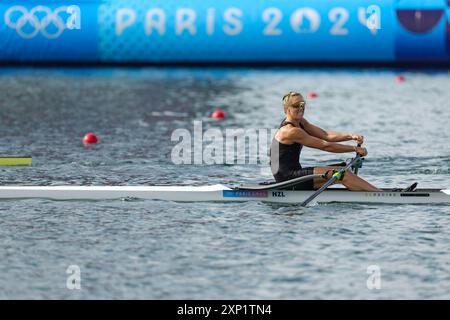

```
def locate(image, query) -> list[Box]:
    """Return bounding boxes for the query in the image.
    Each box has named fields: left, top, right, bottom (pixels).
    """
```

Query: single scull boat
left=1, top=155, right=448, bottom=204
left=0, top=184, right=448, bottom=204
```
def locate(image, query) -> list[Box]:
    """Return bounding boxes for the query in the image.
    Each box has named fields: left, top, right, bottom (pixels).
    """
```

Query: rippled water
left=0, top=67, right=449, bottom=299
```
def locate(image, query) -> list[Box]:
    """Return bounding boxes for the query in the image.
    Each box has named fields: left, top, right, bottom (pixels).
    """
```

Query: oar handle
left=354, top=143, right=362, bottom=175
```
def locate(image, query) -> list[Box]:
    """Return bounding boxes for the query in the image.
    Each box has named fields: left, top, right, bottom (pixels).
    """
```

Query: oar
left=0, top=156, right=32, bottom=166
left=239, top=173, right=324, bottom=190
left=353, top=144, right=363, bottom=175
left=301, top=154, right=361, bottom=207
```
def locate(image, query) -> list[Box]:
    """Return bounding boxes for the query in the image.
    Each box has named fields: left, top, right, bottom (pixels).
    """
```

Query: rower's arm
left=301, top=118, right=353, bottom=142
left=290, top=127, right=356, bottom=153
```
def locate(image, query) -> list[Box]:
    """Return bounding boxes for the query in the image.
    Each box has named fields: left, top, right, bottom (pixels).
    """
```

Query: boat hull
left=0, top=185, right=449, bottom=204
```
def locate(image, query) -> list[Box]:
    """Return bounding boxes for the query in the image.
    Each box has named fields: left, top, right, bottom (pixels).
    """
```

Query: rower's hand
left=351, top=134, right=364, bottom=145
left=355, top=146, right=368, bottom=157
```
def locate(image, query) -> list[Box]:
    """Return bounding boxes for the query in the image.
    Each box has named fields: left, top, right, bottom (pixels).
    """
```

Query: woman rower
left=270, top=91, right=381, bottom=192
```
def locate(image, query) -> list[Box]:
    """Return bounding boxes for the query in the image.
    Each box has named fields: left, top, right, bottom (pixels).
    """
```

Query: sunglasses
left=290, top=101, right=306, bottom=109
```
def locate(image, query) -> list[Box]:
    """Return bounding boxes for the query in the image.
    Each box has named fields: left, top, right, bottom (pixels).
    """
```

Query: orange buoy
left=307, top=91, right=318, bottom=99
left=83, top=133, right=98, bottom=145
left=211, top=108, right=225, bottom=119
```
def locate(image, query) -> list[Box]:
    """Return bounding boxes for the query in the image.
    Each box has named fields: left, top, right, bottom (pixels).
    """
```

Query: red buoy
left=211, top=108, right=225, bottom=120
left=396, top=75, right=406, bottom=82
left=83, top=133, right=98, bottom=145
left=307, top=91, right=318, bottom=99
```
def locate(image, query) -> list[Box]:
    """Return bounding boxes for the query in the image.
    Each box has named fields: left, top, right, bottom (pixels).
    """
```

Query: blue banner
left=0, top=0, right=449, bottom=63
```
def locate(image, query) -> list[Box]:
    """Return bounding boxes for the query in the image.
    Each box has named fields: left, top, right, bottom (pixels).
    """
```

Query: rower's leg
left=313, top=167, right=382, bottom=192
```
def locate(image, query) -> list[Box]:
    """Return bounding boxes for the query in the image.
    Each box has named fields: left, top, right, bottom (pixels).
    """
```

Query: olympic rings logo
left=4, top=5, right=81, bottom=39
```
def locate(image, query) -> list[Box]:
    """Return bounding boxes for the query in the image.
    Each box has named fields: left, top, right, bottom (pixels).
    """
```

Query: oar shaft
left=301, top=155, right=360, bottom=207
left=238, top=174, right=323, bottom=191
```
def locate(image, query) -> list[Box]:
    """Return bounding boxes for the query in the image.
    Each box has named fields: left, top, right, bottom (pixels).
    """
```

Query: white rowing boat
left=1, top=155, right=448, bottom=204
left=0, top=185, right=449, bottom=204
